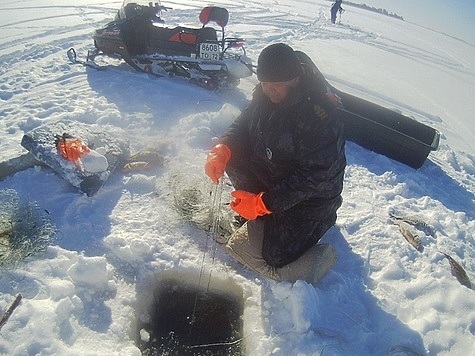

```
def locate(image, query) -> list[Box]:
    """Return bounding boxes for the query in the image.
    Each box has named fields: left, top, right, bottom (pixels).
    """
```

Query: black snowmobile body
left=86, top=1, right=253, bottom=90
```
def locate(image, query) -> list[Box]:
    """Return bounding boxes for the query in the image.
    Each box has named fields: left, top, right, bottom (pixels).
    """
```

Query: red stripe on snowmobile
left=169, top=31, right=197, bottom=44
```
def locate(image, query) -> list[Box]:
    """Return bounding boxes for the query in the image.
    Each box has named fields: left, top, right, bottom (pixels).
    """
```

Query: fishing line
left=187, top=332, right=252, bottom=350
left=206, top=178, right=225, bottom=289
left=189, top=222, right=210, bottom=326
left=188, top=179, right=224, bottom=332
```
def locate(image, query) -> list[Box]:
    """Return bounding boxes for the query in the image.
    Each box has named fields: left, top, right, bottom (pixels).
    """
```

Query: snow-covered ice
left=1, top=0, right=474, bottom=355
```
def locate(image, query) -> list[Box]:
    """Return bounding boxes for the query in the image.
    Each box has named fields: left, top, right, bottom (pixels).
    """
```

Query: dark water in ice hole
left=136, top=278, right=245, bottom=355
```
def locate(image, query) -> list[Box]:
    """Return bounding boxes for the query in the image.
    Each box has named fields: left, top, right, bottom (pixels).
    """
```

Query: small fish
left=440, top=251, right=472, bottom=289
left=126, top=150, right=163, bottom=165
left=122, top=149, right=164, bottom=173
left=122, top=161, right=154, bottom=173
left=393, top=220, right=422, bottom=251
left=389, top=212, right=436, bottom=238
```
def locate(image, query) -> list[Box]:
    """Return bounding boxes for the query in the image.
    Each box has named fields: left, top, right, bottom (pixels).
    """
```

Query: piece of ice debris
left=389, top=212, right=436, bottom=238
left=140, top=328, right=150, bottom=342
left=80, top=149, right=108, bottom=173
left=392, top=220, right=422, bottom=252
left=21, top=121, right=130, bottom=196
left=439, top=251, right=472, bottom=289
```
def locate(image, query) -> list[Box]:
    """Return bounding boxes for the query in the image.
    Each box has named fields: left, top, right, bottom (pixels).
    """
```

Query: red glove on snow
left=230, top=191, right=271, bottom=220
left=56, top=136, right=90, bottom=162
left=205, top=144, right=231, bottom=184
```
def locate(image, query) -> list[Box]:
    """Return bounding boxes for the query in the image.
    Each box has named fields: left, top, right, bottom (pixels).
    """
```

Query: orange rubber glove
left=205, top=144, right=231, bottom=184
left=57, top=137, right=90, bottom=162
left=230, top=191, right=271, bottom=220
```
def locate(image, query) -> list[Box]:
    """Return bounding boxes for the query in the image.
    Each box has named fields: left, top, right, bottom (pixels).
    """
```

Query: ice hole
left=135, top=270, right=245, bottom=355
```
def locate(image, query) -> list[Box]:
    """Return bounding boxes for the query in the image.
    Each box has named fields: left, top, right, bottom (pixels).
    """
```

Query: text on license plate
left=199, top=43, right=220, bottom=61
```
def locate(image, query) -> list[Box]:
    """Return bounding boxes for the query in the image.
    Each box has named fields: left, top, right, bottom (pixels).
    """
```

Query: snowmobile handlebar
left=155, top=5, right=172, bottom=12
left=118, top=3, right=172, bottom=22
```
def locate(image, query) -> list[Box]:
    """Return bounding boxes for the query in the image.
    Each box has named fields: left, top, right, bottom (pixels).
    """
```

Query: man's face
left=261, top=78, right=299, bottom=104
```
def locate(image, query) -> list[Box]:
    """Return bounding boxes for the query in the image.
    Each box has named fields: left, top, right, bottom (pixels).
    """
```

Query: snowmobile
left=68, top=1, right=253, bottom=90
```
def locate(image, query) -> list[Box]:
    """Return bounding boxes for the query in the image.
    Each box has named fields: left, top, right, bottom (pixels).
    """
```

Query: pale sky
left=351, top=0, right=475, bottom=45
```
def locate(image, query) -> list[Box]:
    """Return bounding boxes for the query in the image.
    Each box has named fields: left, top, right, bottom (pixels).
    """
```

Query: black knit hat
left=256, top=43, right=302, bottom=82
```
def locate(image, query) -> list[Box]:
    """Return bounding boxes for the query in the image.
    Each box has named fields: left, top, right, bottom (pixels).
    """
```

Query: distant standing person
left=330, top=0, right=344, bottom=24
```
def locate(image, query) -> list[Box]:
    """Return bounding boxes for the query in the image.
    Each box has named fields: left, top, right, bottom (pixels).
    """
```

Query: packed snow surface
left=1, top=0, right=474, bottom=355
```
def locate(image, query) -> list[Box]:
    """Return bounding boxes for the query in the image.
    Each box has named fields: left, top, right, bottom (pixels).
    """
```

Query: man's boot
left=276, top=243, right=338, bottom=284
left=225, top=221, right=337, bottom=284
left=225, top=221, right=281, bottom=280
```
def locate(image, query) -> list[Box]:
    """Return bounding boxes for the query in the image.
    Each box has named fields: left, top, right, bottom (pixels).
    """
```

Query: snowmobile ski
left=67, top=48, right=106, bottom=71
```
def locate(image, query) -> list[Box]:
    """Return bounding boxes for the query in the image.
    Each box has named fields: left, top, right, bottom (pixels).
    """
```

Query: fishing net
left=168, top=168, right=238, bottom=243
left=0, top=189, right=57, bottom=269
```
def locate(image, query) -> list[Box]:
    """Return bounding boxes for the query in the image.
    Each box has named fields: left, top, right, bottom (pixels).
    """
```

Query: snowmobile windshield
left=117, top=1, right=168, bottom=21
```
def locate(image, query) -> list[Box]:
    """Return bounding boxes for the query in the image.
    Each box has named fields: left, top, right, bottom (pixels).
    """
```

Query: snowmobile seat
left=198, top=27, right=219, bottom=43
left=149, top=26, right=198, bottom=42
left=148, top=26, right=218, bottom=56
left=149, top=26, right=217, bottom=43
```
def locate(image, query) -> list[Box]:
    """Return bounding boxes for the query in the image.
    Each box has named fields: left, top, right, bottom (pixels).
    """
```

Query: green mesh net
left=0, top=189, right=57, bottom=269
left=168, top=169, right=237, bottom=243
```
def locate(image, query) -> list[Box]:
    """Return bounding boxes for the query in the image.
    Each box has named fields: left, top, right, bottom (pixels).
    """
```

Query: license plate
left=199, top=43, right=220, bottom=61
